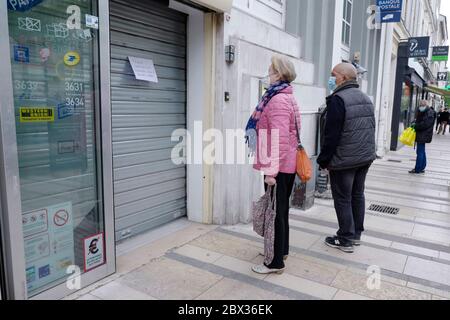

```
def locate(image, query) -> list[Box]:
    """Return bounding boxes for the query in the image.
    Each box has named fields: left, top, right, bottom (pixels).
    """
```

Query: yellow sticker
left=63, top=51, right=80, bottom=66
left=20, top=107, right=55, bottom=122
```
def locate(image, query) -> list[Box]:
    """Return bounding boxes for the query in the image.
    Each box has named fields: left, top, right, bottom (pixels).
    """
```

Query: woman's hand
left=265, top=176, right=277, bottom=186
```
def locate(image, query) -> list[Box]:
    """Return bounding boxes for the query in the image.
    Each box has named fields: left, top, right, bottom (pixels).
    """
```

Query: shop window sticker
left=18, top=17, right=41, bottom=32
left=85, top=14, right=99, bottom=29
left=83, top=233, right=105, bottom=272
left=8, top=0, right=44, bottom=12
left=14, top=45, right=30, bottom=63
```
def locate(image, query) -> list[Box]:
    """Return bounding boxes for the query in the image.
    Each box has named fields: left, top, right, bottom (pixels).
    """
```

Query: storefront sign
left=24, top=203, right=75, bottom=294
left=376, top=0, right=403, bottom=23
left=20, top=107, right=54, bottom=122
left=408, top=37, right=430, bottom=58
left=83, top=233, right=105, bottom=272
left=432, top=46, right=449, bottom=61
left=7, top=0, right=44, bottom=12
left=128, top=56, right=159, bottom=83
left=437, top=72, right=448, bottom=82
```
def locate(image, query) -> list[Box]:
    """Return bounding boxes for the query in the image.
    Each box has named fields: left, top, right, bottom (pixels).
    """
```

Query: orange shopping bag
left=296, top=145, right=312, bottom=183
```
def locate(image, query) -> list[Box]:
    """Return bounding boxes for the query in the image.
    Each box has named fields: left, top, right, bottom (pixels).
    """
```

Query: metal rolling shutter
left=110, top=0, right=187, bottom=242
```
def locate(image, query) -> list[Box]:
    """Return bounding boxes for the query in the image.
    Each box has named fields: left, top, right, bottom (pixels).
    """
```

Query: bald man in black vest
left=318, top=63, right=376, bottom=253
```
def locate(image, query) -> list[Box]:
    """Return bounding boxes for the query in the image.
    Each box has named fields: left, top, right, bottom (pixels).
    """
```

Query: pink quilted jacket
left=253, top=87, right=301, bottom=177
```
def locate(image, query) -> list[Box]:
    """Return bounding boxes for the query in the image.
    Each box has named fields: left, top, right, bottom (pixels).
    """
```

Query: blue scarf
left=245, top=80, right=291, bottom=155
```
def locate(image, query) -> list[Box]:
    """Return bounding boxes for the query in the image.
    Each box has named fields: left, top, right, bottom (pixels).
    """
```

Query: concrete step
left=364, top=188, right=450, bottom=215
left=365, top=179, right=449, bottom=202
left=372, top=161, right=450, bottom=179
left=367, top=171, right=450, bottom=191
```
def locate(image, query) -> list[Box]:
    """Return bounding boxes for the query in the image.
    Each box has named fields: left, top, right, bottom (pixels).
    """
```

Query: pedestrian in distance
left=317, top=62, right=376, bottom=253
left=246, top=54, right=300, bottom=275
left=436, top=107, right=443, bottom=132
left=409, top=100, right=435, bottom=175
left=437, top=107, right=450, bottom=135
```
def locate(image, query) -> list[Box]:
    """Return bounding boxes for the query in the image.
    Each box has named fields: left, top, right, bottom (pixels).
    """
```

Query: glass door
left=409, top=86, right=419, bottom=126
left=399, top=81, right=412, bottom=134
left=1, top=0, right=114, bottom=299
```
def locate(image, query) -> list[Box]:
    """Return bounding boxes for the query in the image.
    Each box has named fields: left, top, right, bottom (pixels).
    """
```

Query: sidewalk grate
left=368, top=204, right=400, bottom=215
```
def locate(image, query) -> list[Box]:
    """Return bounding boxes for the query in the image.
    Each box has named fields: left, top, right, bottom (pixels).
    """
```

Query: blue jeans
left=415, top=143, right=427, bottom=173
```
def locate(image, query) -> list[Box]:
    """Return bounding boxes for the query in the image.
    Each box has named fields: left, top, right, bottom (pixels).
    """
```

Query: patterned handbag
left=252, top=185, right=277, bottom=266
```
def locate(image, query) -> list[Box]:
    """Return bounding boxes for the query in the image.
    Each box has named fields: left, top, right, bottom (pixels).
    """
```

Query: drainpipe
left=374, top=24, right=386, bottom=158
left=375, top=23, right=394, bottom=158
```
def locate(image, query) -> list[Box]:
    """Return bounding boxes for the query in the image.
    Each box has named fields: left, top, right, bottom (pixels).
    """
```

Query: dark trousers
left=415, top=143, right=427, bottom=172
left=264, top=173, right=296, bottom=269
left=329, top=165, right=370, bottom=243
left=438, top=121, right=448, bottom=135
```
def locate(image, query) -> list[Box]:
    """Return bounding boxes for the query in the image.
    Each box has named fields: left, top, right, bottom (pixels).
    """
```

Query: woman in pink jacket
left=246, top=55, right=301, bottom=275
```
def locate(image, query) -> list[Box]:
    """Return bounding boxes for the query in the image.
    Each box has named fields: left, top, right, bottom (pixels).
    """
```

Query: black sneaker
left=352, top=239, right=362, bottom=247
left=409, top=170, right=425, bottom=175
left=325, top=236, right=354, bottom=253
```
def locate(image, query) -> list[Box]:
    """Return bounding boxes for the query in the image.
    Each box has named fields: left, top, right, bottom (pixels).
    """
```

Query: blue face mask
left=419, top=107, right=427, bottom=112
left=328, top=76, right=337, bottom=92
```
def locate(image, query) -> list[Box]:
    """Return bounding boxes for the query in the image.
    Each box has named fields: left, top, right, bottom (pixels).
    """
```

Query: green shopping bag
left=399, top=127, right=416, bottom=147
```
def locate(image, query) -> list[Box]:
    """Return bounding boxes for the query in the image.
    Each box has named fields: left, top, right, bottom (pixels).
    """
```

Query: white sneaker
left=251, top=264, right=285, bottom=275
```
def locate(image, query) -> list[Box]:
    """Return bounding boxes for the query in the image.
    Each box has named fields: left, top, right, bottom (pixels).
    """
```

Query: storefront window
left=400, top=81, right=412, bottom=133
left=7, top=0, right=104, bottom=297
left=410, top=86, right=419, bottom=125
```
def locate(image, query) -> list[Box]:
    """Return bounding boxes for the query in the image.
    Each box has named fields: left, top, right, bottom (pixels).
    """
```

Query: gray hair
left=271, top=55, right=297, bottom=83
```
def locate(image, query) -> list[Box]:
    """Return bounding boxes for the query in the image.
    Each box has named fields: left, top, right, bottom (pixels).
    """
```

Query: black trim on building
left=390, top=42, right=426, bottom=151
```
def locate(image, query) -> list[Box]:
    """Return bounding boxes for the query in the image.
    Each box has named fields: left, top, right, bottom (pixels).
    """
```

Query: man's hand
left=265, top=176, right=277, bottom=186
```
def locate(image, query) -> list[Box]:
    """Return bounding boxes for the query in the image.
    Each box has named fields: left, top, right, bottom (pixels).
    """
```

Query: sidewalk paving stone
left=195, top=278, right=290, bottom=300
left=404, top=256, right=450, bottom=286
left=89, top=281, right=158, bottom=300
left=120, top=257, right=223, bottom=300
left=331, top=270, right=431, bottom=300
left=190, top=231, right=262, bottom=262
left=265, top=273, right=338, bottom=300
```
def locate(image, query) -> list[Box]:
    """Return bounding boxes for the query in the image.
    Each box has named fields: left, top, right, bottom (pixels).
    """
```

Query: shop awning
left=190, top=0, right=233, bottom=12
left=424, top=85, right=450, bottom=98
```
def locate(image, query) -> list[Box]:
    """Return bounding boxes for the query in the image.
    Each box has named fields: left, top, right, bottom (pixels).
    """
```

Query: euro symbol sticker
left=89, top=238, right=99, bottom=255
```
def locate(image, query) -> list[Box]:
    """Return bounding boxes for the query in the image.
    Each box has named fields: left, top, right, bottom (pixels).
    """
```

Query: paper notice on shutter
left=128, top=56, right=159, bottom=83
